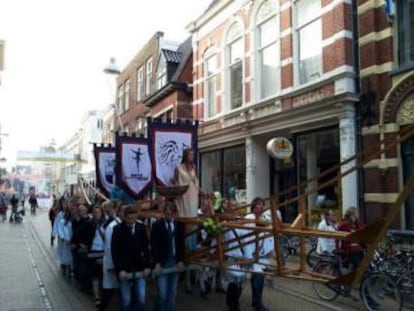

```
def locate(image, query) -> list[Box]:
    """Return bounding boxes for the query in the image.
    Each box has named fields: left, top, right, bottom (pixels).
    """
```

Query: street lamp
left=103, top=57, right=124, bottom=133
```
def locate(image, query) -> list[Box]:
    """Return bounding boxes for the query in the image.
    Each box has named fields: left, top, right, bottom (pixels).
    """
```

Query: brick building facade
left=358, top=0, right=414, bottom=229
left=110, top=0, right=414, bottom=229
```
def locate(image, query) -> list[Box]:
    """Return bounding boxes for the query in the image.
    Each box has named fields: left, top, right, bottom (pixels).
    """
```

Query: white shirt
left=317, top=218, right=337, bottom=254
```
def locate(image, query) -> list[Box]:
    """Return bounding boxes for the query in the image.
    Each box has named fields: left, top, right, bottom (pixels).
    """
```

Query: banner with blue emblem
left=93, top=144, right=116, bottom=197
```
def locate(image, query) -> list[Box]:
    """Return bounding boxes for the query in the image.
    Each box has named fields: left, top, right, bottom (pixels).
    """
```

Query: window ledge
left=389, top=63, right=414, bottom=76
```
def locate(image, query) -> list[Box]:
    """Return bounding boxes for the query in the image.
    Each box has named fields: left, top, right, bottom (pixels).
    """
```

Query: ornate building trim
left=383, top=72, right=414, bottom=124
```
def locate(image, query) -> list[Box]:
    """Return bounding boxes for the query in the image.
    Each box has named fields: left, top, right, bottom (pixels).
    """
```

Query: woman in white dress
left=173, top=148, right=200, bottom=218
left=173, top=148, right=202, bottom=292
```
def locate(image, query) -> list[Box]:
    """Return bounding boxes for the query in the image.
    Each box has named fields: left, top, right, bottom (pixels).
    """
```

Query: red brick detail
left=282, top=98, right=292, bottom=111
left=323, top=38, right=353, bottom=72
left=364, top=202, right=400, bottom=228
left=281, top=63, right=293, bottom=89
left=193, top=102, right=203, bottom=120
left=280, top=6, right=291, bottom=32
left=321, top=0, right=333, bottom=7
left=364, top=167, right=399, bottom=193
left=216, top=95, right=222, bottom=113
left=359, top=38, right=393, bottom=70
left=384, top=133, right=398, bottom=158
left=362, top=134, right=380, bottom=158
left=281, top=34, right=292, bottom=61
left=245, top=56, right=250, bottom=78
left=322, top=2, right=352, bottom=39
left=245, top=82, right=251, bottom=104
left=359, top=7, right=390, bottom=37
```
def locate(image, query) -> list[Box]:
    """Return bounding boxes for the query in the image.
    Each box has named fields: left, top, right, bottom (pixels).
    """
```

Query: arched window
left=226, top=22, right=244, bottom=110
left=203, top=48, right=217, bottom=118
left=255, top=0, right=280, bottom=99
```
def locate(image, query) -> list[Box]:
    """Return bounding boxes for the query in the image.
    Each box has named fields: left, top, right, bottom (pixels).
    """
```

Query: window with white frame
left=256, top=0, right=280, bottom=99
left=204, top=49, right=217, bottom=118
left=145, top=57, right=153, bottom=95
left=117, top=85, right=123, bottom=114
left=295, top=0, right=322, bottom=84
left=157, top=56, right=167, bottom=90
left=137, top=66, right=144, bottom=101
left=124, top=80, right=130, bottom=111
left=226, top=23, right=244, bottom=110
left=397, top=1, right=414, bottom=67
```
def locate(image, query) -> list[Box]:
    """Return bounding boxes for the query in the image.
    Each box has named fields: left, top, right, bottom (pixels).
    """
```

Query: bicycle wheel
left=360, top=272, right=403, bottom=311
left=306, top=247, right=318, bottom=268
left=398, top=271, right=414, bottom=293
left=312, top=261, right=340, bottom=301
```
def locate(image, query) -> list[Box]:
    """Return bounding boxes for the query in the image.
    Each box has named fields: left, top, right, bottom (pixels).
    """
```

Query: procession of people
left=44, top=148, right=281, bottom=311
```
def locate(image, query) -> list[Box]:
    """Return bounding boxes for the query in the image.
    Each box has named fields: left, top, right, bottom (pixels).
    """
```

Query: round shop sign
left=266, top=137, right=293, bottom=159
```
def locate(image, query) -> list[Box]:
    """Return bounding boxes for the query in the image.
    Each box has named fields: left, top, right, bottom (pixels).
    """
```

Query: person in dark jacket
left=111, top=205, right=151, bottom=311
left=71, top=204, right=92, bottom=292
left=151, top=200, right=185, bottom=311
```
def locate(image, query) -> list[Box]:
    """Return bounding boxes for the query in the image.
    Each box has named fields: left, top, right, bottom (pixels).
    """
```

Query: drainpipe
left=351, top=0, right=365, bottom=222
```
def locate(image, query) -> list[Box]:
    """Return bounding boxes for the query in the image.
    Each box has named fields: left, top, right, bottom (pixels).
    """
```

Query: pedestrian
left=29, top=193, right=38, bottom=215
left=71, top=204, right=92, bottom=293
left=100, top=201, right=123, bottom=311
left=337, top=207, right=364, bottom=270
left=316, top=210, right=337, bottom=255
left=243, top=197, right=273, bottom=311
left=0, top=192, right=7, bottom=221
left=9, top=194, right=19, bottom=222
left=111, top=205, right=151, bottom=311
left=54, top=204, right=73, bottom=278
left=83, top=205, right=106, bottom=308
left=151, top=200, right=185, bottom=311
left=49, top=198, right=59, bottom=246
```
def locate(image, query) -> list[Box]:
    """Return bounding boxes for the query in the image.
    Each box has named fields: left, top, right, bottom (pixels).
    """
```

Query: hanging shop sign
left=266, top=137, right=293, bottom=160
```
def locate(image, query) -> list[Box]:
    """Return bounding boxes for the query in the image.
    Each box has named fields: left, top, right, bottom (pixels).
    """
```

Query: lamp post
left=103, top=57, right=124, bottom=133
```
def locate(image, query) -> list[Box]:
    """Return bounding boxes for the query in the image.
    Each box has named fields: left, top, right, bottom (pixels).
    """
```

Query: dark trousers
left=250, top=273, right=265, bottom=307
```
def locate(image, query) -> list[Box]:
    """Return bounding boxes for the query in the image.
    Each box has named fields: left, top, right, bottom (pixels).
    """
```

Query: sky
left=0, top=0, right=209, bottom=168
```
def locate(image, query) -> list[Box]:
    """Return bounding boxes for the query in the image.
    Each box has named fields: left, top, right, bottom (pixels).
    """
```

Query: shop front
left=199, top=97, right=359, bottom=224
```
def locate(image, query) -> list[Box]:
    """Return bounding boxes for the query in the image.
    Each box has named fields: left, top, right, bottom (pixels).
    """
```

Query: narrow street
left=0, top=208, right=364, bottom=311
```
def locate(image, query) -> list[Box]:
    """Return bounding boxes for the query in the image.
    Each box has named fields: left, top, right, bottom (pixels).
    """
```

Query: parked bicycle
left=312, top=250, right=403, bottom=311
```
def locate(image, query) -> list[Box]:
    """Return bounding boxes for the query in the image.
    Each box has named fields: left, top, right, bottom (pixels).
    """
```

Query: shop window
left=200, top=145, right=246, bottom=202
left=296, top=128, right=340, bottom=225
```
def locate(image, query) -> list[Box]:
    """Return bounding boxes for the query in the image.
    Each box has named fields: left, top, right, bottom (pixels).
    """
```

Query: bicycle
left=312, top=251, right=403, bottom=310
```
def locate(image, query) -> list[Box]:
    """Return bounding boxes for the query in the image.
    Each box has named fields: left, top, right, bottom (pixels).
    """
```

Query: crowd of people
left=46, top=147, right=366, bottom=311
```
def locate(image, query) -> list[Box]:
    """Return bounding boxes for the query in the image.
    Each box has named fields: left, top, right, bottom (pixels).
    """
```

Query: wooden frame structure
left=80, top=125, right=414, bottom=287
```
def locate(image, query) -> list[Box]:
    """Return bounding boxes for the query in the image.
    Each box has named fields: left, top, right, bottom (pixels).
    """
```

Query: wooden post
left=270, top=197, right=284, bottom=273
left=214, top=214, right=224, bottom=271
left=298, top=196, right=306, bottom=272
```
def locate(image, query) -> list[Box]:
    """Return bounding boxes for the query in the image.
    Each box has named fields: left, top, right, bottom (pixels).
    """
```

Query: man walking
left=111, top=206, right=151, bottom=311
left=151, top=200, right=185, bottom=311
